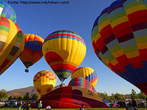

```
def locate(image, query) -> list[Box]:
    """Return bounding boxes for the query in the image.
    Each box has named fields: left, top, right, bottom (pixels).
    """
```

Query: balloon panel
left=71, top=67, right=98, bottom=87
left=43, top=30, right=86, bottom=82
left=68, top=77, right=97, bottom=94
left=19, top=34, right=44, bottom=68
left=0, top=17, right=24, bottom=75
left=91, top=0, right=147, bottom=94
left=33, top=70, right=57, bottom=96
left=0, top=1, right=16, bottom=23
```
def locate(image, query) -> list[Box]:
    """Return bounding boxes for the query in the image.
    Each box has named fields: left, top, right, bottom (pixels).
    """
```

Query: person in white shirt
left=46, top=103, right=51, bottom=110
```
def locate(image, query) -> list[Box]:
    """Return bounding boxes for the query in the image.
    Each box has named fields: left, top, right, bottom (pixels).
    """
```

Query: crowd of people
left=1, top=99, right=147, bottom=110
left=4, top=100, right=51, bottom=110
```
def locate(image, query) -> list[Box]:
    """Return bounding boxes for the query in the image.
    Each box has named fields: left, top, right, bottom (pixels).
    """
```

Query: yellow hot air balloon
left=0, top=17, right=25, bottom=75
left=42, top=30, right=86, bottom=82
left=33, top=70, right=57, bottom=96
left=71, top=67, right=98, bottom=87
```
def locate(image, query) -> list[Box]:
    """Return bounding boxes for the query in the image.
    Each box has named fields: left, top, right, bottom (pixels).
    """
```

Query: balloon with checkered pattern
left=91, top=0, right=147, bottom=95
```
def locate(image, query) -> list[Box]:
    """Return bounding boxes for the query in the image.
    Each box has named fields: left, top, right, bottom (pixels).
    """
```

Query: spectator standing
left=26, top=102, right=31, bottom=110
left=38, top=101, right=42, bottom=110
left=46, top=103, right=51, bottom=110
left=80, top=104, right=85, bottom=110
left=17, top=101, right=22, bottom=110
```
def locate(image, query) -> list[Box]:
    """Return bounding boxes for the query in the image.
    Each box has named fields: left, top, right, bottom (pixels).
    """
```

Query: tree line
left=0, top=89, right=146, bottom=101
left=0, top=89, right=41, bottom=101
left=98, top=89, right=147, bottom=101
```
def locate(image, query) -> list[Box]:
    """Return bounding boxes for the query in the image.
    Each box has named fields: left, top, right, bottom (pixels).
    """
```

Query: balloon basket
left=25, top=69, right=29, bottom=73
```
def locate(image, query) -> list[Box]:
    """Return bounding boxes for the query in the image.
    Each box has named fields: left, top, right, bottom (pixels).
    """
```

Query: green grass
left=1, top=107, right=147, bottom=110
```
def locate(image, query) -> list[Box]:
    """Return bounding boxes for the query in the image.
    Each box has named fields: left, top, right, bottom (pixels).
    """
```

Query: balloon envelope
left=0, top=1, right=16, bottom=22
left=42, top=30, right=86, bottom=82
left=71, top=67, right=98, bottom=87
left=91, top=0, right=147, bottom=94
left=33, top=70, right=57, bottom=96
left=68, top=77, right=97, bottom=95
left=32, top=86, right=109, bottom=108
left=0, top=17, right=24, bottom=75
left=19, top=34, right=44, bottom=71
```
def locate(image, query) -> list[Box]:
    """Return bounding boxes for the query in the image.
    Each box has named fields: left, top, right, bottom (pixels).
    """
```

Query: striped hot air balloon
left=42, top=30, right=86, bottom=82
left=33, top=70, right=57, bottom=96
left=71, top=67, right=98, bottom=87
left=68, top=77, right=97, bottom=95
left=0, top=17, right=24, bottom=75
left=0, top=1, right=16, bottom=22
left=19, top=34, right=44, bottom=72
left=91, top=0, right=147, bottom=95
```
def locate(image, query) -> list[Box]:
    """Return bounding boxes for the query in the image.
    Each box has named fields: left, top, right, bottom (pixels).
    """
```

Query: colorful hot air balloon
left=0, top=17, right=24, bottom=75
left=0, top=1, right=16, bottom=23
left=91, top=0, right=147, bottom=94
left=71, top=67, right=98, bottom=87
left=42, top=30, right=86, bottom=82
left=68, top=77, right=97, bottom=95
left=33, top=70, right=57, bottom=96
left=32, top=86, right=109, bottom=108
left=19, top=34, right=44, bottom=72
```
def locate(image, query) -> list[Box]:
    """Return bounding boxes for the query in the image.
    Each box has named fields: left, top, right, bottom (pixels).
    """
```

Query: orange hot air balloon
left=19, top=34, right=44, bottom=72
left=33, top=70, right=57, bottom=96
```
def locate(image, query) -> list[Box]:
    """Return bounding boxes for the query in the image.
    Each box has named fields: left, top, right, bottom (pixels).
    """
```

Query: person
left=38, top=101, right=42, bottom=110
left=126, top=103, right=135, bottom=110
left=132, top=99, right=138, bottom=110
left=26, top=102, right=31, bottom=110
left=17, top=101, right=22, bottom=110
left=80, top=104, right=85, bottom=110
left=23, top=101, right=27, bottom=110
left=46, top=103, right=51, bottom=110
left=14, top=101, right=17, bottom=108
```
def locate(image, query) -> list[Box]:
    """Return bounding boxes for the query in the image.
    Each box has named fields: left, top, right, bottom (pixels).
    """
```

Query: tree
left=0, top=89, right=8, bottom=100
left=31, top=93, right=38, bottom=100
left=13, top=96, right=17, bottom=100
left=8, top=96, right=12, bottom=100
left=98, top=92, right=109, bottom=101
left=131, top=89, right=138, bottom=99
left=23, top=92, right=30, bottom=100
left=110, top=93, right=115, bottom=100
left=138, top=91, right=146, bottom=100
left=17, top=95, right=24, bottom=101
left=114, top=93, right=121, bottom=100
left=114, top=93, right=125, bottom=100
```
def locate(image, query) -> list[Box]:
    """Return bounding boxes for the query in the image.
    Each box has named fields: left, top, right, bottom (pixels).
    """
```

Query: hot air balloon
left=32, top=86, right=109, bottom=108
left=0, top=17, right=24, bottom=75
left=19, top=34, right=44, bottom=72
left=91, top=0, right=147, bottom=94
left=33, top=70, right=57, bottom=96
left=71, top=67, right=98, bottom=87
left=0, top=1, right=16, bottom=23
left=68, top=77, right=97, bottom=94
left=42, top=30, right=86, bottom=82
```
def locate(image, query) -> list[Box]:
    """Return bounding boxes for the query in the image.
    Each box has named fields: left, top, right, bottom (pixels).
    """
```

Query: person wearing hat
left=38, top=101, right=42, bottom=110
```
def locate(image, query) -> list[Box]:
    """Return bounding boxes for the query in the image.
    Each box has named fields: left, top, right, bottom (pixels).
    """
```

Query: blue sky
left=0, top=0, right=140, bottom=95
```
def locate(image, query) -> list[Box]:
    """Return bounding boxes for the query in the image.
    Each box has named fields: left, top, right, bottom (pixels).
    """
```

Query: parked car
left=0, top=101, right=5, bottom=108
left=4, top=101, right=10, bottom=106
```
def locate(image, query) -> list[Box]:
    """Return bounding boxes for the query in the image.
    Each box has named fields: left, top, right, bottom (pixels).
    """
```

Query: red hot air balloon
left=91, top=0, right=147, bottom=94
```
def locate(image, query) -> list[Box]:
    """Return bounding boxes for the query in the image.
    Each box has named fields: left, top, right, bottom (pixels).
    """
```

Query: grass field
left=0, top=107, right=147, bottom=110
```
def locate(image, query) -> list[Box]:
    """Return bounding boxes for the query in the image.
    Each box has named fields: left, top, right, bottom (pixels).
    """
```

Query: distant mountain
left=7, top=86, right=39, bottom=96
